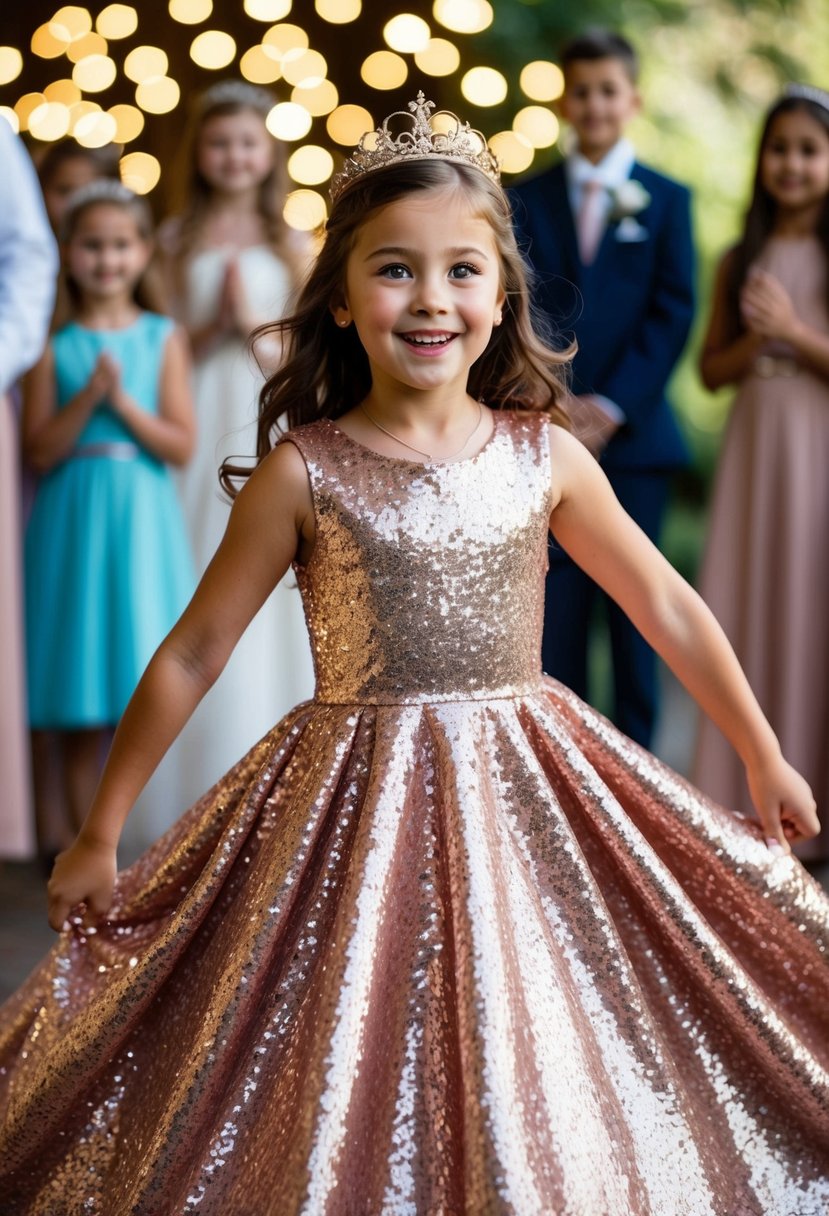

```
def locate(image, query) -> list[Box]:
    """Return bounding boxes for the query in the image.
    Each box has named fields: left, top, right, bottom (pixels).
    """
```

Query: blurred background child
left=22, top=181, right=195, bottom=855
left=139, top=79, right=314, bottom=828
left=694, top=85, right=829, bottom=859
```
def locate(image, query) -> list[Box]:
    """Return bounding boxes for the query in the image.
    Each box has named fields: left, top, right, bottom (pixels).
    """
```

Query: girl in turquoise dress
left=22, top=181, right=196, bottom=844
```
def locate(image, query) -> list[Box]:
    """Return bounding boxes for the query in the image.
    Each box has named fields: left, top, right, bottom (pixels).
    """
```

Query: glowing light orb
left=168, top=0, right=212, bottom=23
left=120, top=151, right=161, bottom=193
left=460, top=66, right=507, bottom=107
left=74, top=109, right=119, bottom=148
left=124, top=45, right=168, bottom=83
left=240, top=46, right=282, bottom=84
left=0, top=47, right=23, bottom=86
left=51, top=7, right=93, bottom=41
left=326, top=104, right=373, bottom=146
left=96, top=5, right=138, bottom=39
left=361, top=51, right=407, bottom=91
left=31, top=25, right=69, bottom=59
left=383, top=13, right=430, bottom=53
left=488, top=130, right=533, bottom=174
left=519, top=60, right=564, bottom=103
left=108, top=103, right=144, bottom=142
left=265, top=101, right=312, bottom=141
left=513, top=105, right=559, bottom=148
left=282, top=48, right=327, bottom=87
left=71, top=54, right=118, bottom=93
left=261, top=23, right=308, bottom=57
left=414, top=38, right=459, bottom=77
left=287, top=144, right=334, bottom=185
left=44, top=79, right=82, bottom=105
left=432, top=0, right=492, bottom=35
left=190, top=30, right=237, bottom=70
left=67, top=32, right=108, bottom=63
left=135, top=76, right=181, bottom=114
left=291, top=78, right=338, bottom=117
left=244, top=0, right=291, bottom=19
left=315, top=0, right=360, bottom=20
left=28, top=101, right=72, bottom=142
left=283, top=188, right=327, bottom=231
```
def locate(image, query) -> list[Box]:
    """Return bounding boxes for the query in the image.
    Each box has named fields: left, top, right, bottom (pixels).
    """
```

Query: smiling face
left=196, top=108, right=275, bottom=197
left=560, top=57, right=640, bottom=163
left=64, top=203, right=151, bottom=304
left=333, top=187, right=505, bottom=404
left=760, top=105, right=829, bottom=217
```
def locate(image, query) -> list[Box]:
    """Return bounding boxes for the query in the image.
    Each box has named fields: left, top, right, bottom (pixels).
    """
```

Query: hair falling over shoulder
left=220, top=160, right=574, bottom=497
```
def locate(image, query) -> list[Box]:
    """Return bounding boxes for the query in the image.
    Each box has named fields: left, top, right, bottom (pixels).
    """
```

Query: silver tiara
left=64, top=179, right=138, bottom=211
left=198, top=79, right=275, bottom=115
left=784, top=82, right=829, bottom=115
left=330, top=91, right=500, bottom=204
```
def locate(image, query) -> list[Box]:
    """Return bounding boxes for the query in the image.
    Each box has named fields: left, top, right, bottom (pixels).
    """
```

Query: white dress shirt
left=0, top=120, right=58, bottom=393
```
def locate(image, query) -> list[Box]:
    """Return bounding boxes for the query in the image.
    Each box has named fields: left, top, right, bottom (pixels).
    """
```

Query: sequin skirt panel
left=0, top=681, right=827, bottom=1215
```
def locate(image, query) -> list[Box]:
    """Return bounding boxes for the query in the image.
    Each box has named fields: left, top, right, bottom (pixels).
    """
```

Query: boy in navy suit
left=512, top=29, right=695, bottom=747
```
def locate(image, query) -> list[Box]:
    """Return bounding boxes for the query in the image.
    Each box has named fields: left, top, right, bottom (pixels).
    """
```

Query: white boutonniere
left=609, top=181, right=651, bottom=243
left=609, top=180, right=651, bottom=220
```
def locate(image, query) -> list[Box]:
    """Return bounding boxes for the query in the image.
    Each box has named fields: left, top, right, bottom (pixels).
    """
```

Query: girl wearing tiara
left=694, top=86, right=829, bottom=859
left=20, top=182, right=195, bottom=860
left=147, top=79, right=314, bottom=822
left=1, top=96, right=827, bottom=1214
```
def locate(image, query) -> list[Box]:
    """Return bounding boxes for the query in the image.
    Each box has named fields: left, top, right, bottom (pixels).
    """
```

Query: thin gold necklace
left=358, top=401, right=484, bottom=462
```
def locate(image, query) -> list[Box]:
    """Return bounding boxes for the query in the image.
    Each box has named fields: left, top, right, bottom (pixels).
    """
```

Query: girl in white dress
left=136, top=81, right=314, bottom=833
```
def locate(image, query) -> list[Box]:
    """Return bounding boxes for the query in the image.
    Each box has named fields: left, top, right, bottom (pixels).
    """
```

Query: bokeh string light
left=3, top=1, right=573, bottom=221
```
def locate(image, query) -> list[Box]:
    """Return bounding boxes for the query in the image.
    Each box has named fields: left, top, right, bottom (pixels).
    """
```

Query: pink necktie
left=577, top=179, right=604, bottom=265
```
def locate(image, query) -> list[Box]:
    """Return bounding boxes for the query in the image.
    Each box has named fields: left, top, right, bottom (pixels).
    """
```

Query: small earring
left=494, top=312, right=503, bottom=325
left=338, top=319, right=349, bottom=328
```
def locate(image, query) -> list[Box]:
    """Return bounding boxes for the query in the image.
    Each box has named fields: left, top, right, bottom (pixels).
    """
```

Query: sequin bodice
left=285, top=411, right=553, bottom=704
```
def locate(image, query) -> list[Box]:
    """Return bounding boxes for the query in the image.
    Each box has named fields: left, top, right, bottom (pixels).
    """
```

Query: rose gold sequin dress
left=0, top=410, right=827, bottom=1215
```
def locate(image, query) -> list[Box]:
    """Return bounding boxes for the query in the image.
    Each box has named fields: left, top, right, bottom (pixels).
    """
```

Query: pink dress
left=0, top=412, right=827, bottom=1214
left=694, top=236, right=829, bottom=854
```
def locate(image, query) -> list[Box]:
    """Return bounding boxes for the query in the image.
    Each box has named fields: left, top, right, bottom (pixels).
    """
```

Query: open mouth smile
left=398, top=332, right=459, bottom=354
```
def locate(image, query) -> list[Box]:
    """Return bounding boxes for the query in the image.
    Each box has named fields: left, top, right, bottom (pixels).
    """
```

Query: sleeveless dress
left=1, top=412, right=827, bottom=1215
left=134, top=246, right=314, bottom=834
left=693, top=237, right=829, bottom=855
left=24, top=314, right=194, bottom=728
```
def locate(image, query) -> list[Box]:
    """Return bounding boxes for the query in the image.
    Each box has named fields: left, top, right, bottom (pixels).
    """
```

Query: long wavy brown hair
left=220, top=158, right=573, bottom=495
left=163, top=81, right=305, bottom=297
left=725, top=95, right=829, bottom=338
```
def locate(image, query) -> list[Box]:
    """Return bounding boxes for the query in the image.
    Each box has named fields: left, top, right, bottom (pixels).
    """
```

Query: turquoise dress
left=25, top=313, right=195, bottom=728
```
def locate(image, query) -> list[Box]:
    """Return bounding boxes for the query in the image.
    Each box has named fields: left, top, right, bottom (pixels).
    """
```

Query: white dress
left=131, top=246, right=314, bottom=840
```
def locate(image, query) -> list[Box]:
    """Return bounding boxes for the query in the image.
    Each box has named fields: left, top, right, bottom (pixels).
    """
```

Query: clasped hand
left=47, top=833, right=117, bottom=932
left=746, top=750, right=820, bottom=853
left=740, top=267, right=798, bottom=341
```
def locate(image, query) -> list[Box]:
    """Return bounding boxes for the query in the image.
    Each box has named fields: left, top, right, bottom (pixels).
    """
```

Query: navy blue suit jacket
left=511, top=161, right=695, bottom=471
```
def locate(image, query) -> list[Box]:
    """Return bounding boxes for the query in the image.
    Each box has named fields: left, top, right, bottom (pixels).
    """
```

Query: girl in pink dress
left=694, top=86, right=829, bottom=859
left=1, top=96, right=827, bottom=1216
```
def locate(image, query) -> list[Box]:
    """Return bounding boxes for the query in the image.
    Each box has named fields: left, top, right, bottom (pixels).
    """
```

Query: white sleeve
left=0, top=122, right=58, bottom=392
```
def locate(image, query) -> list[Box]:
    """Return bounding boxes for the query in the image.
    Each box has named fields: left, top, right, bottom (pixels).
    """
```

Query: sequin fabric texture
left=0, top=410, right=827, bottom=1215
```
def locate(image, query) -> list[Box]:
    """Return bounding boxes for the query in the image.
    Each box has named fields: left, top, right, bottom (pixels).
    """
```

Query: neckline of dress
left=323, top=408, right=500, bottom=468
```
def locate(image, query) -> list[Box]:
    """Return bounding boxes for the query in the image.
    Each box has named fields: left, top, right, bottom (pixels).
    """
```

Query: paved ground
left=2, top=673, right=826, bottom=1004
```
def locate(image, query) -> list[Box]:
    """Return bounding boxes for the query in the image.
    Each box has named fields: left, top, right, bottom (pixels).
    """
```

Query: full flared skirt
left=1, top=680, right=827, bottom=1215
left=694, top=377, right=829, bottom=858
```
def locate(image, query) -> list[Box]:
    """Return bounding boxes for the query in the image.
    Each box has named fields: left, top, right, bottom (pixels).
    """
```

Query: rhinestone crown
left=330, top=91, right=501, bottom=204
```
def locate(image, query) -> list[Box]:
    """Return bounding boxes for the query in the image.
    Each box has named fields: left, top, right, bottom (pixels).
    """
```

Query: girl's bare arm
left=47, top=440, right=315, bottom=929
left=698, top=253, right=764, bottom=391
left=548, top=426, right=818, bottom=849
left=22, top=346, right=102, bottom=472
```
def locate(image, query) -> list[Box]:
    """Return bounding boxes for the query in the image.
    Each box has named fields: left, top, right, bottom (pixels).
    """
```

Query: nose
left=410, top=272, right=448, bottom=316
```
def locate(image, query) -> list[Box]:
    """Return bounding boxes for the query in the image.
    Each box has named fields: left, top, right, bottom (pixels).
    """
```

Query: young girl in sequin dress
left=1, top=97, right=827, bottom=1216
left=141, top=80, right=314, bottom=825
left=21, top=182, right=195, bottom=858
left=693, top=87, right=829, bottom=860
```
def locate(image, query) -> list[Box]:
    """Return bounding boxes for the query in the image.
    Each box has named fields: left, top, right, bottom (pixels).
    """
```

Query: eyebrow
left=363, top=245, right=490, bottom=262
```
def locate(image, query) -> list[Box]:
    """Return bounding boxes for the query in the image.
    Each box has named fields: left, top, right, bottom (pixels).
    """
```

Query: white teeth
left=404, top=334, right=452, bottom=345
